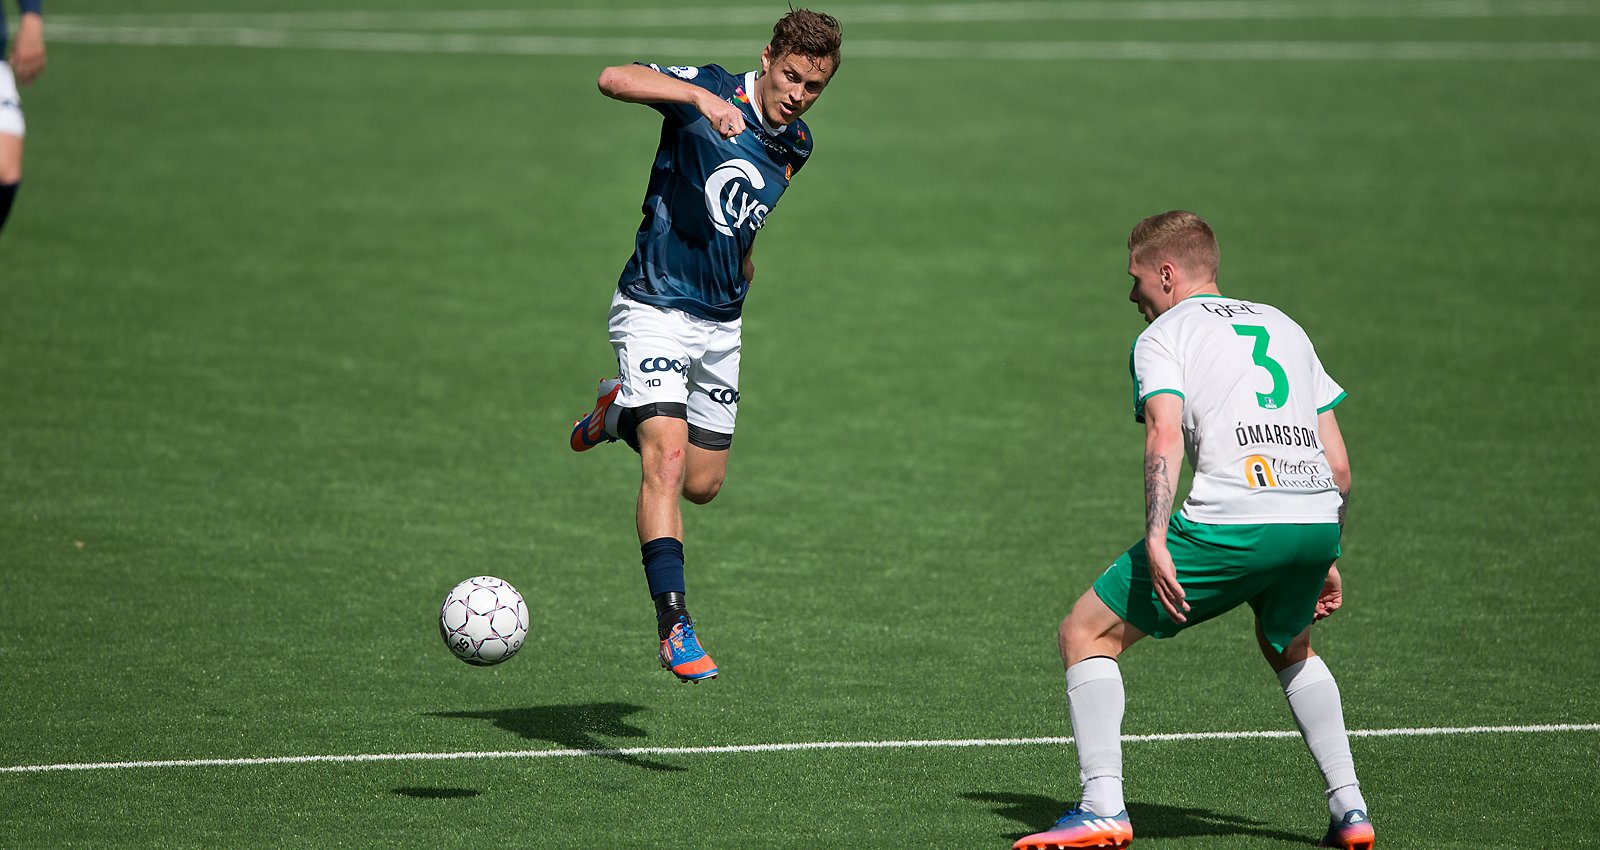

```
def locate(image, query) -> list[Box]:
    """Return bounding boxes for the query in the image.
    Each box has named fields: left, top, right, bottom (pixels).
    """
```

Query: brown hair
left=770, top=8, right=843, bottom=73
left=1128, top=210, right=1220, bottom=279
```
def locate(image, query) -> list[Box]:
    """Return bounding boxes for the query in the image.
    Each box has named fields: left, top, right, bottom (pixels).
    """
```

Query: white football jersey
left=1131, top=295, right=1345, bottom=524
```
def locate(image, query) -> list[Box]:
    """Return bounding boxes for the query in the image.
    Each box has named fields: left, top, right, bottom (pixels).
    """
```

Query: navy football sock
left=0, top=182, right=18, bottom=237
left=641, top=538, right=687, bottom=638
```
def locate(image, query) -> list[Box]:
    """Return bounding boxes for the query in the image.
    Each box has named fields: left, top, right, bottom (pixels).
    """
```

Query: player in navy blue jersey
left=0, top=0, right=44, bottom=240
left=569, top=9, right=842, bottom=683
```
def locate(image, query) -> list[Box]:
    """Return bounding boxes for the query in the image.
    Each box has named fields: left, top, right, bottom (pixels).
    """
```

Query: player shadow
left=392, top=787, right=480, bottom=799
left=964, top=792, right=1311, bottom=845
left=428, top=702, right=686, bottom=772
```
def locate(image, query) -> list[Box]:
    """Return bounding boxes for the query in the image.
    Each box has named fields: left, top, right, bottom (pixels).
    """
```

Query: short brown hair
left=770, top=8, right=843, bottom=72
left=1128, top=210, right=1220, bottom=279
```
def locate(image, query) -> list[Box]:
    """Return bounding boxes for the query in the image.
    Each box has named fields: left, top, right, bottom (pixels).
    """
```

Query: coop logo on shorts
left=706, top=387, right=740, bottom=406
left=705, top=158, right=769, bottom=237
left=639, top=357, right=688, bottom=374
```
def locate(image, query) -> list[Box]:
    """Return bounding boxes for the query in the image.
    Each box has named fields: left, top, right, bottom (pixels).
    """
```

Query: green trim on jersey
left=1092, top=516, right=1341, bottom=651
left=1140, top=388, right=1184, bottom=403
left=1317, top=390, right=1348, bottom=414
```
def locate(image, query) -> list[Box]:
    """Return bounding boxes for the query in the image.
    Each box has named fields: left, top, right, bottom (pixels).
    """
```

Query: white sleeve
left=1132, top=330, right=1184, bottom=422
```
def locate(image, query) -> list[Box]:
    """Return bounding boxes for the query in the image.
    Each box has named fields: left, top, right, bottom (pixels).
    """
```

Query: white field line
left=42, top=1, right=1600, bottom=31
left=3, top=723, right=1597, bottom=775
left=38, top=26, right=1600, bottom=61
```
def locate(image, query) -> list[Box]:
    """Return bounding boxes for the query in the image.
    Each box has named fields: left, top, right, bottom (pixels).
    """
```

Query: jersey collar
left=744, top=70, right=788, bottom=136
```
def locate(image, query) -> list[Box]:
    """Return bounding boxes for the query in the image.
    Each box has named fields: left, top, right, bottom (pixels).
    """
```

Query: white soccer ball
left=439, top=576, right=529, bottom=666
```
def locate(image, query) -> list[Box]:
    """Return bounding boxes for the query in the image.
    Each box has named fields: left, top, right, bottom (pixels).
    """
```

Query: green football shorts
left=1092, top=515, right=1341, bottom=652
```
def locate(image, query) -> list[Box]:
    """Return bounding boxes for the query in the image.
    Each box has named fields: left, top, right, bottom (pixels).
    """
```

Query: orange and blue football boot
left=1316, top=809, right=1374, bottom=850
left=659, top=615, right=718, bottom=683
left=1013, top=804, right=1132, bottom=850
left=570, top=377, right=622, bottom=452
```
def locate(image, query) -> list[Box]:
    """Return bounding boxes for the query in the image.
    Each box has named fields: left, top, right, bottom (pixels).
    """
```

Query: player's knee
left=683, top=476, right=722, bottom=505
left=640, top=447, right=688, bottom=492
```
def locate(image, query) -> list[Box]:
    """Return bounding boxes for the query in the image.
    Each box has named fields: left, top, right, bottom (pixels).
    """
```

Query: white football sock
left=1278, top=656, right=1366, bottom=820
left=1066, top=657, right=1126, bottom=816
left=603, top=397, right=624, bottom=438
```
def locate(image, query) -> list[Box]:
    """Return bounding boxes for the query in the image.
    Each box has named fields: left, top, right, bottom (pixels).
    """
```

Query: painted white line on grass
left=4, top=723, right=1596, bottom=775
left=43, top=1, right=1600, bottom=31
left=40, top=26, right=1600, bottom=61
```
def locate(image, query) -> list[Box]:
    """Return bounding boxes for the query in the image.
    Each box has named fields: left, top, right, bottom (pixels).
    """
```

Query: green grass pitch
left=3, top=1, right=1599, bottom=847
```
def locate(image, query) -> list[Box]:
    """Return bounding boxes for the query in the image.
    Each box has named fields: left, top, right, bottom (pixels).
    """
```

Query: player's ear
left=759, top=45, right=773, bottom=74
left=1160, top=262, right=1175, bottom=291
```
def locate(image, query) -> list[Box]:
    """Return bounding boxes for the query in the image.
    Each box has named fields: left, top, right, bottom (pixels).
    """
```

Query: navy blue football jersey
left=616, top=63, right=813, bottom=322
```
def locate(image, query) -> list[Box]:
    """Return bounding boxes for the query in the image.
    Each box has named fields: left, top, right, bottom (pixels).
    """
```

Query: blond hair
left=1128, top=210, right=1220, bottom=279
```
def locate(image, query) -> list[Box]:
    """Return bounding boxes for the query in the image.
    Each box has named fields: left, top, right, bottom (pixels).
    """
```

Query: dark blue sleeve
left=632, top=62, right=731, bottom=127
left=19, top=0, right=43, bottom=15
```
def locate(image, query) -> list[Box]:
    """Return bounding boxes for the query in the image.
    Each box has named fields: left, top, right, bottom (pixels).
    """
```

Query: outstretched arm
left=596, top=64, right=744, bottom=139
left=1142, top=392, right=1188, bottom=624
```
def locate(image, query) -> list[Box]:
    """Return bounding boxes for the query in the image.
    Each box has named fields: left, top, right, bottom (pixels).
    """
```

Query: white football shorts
left=608, top=289, right=742, bottom=440
left=0, top=62, right=23, bottom=138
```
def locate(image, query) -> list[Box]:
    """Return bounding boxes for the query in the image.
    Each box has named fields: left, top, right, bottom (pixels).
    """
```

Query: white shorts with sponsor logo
left=0, top=62, right=23, bottom=138
left=608, top=289, right=742, bottom=438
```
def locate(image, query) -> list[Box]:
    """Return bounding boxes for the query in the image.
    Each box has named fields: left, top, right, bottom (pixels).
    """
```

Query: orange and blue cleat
left=1316, top=809, right=1374, bottom=850
left=659, top=616, right=718, bottom=683
left=1013, top=804, right=1132, bottom=850
left=570, top=377, right=622, bottom=452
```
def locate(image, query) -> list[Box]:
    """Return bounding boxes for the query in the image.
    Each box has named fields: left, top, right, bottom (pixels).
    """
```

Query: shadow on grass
left=392, top=787, right=480, bottom=799
left=427, top=702, right=685, bottom=772
left=964, top=792, right=1310, bottom=845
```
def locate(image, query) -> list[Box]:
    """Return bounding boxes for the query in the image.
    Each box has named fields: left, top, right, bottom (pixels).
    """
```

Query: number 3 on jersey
left=1232, top=325, right=1288, bottom=409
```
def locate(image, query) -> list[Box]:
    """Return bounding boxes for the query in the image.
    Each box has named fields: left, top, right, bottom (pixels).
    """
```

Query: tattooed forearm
left=1145, top=452, right=1173, bottom=537
left=1338, top=486, right=1351, bottom=534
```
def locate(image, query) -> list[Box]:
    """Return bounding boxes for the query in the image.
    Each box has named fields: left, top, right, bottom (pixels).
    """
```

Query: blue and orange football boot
left=1013, top=804, right=1133, bottom=850
left=570, top=377, right=622, bottom=452
left=659, top=615, right=718, bottom=683
left=1316, top=809, right=1375, bottom=850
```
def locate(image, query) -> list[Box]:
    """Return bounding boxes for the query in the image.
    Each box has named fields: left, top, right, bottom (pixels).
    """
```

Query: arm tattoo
left=1338, top=486, right=1351, bottom=534
left=1144, top=453, right=1173, bottom=536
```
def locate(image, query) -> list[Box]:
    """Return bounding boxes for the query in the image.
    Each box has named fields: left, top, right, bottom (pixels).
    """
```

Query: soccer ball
left=439, top=576, right=529, bottom=666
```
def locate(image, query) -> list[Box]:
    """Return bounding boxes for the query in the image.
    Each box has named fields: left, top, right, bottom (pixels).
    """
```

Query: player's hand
left=10, top=14, right=46, bottom=86
left=1313, top=563, right=1344, bottom=621
left=696, top=91, right=745, bottom=140
left=1147, top=540, right=1189, bottom=624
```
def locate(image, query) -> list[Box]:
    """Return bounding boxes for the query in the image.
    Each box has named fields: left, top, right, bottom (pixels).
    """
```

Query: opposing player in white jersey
left=1015, top=211, right=1374, bottom=850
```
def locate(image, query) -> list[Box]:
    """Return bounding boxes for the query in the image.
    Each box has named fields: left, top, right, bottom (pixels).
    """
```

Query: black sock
left=0, top=182, right=18, bottom=238
left=653, top=591, right=689, bottom=639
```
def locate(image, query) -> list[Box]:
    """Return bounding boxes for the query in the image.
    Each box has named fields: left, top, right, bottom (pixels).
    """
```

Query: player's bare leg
left=636, top=416, right=717, bottom=682
left=682, top=443, right=727, bottom=505
left=1259, top=623, right=1372, bottom=850
left=0, top=134, right=23, bottom=238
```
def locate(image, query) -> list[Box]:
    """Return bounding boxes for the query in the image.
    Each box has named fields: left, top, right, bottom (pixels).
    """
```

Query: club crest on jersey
left=704, top=158, right=769, bottom=237
left=665, top=65, right=699, bottom=80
